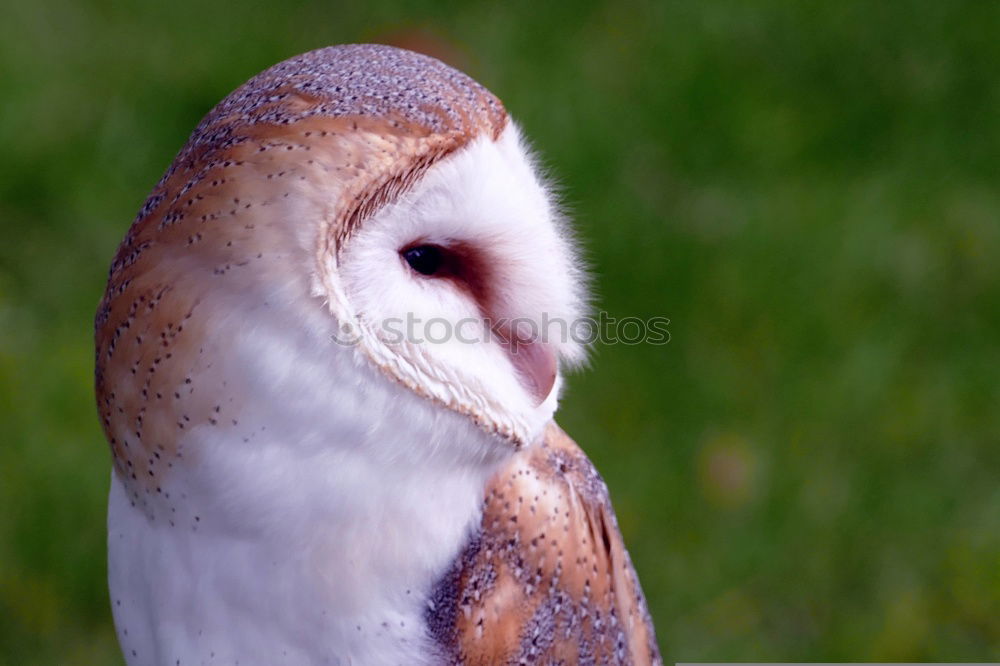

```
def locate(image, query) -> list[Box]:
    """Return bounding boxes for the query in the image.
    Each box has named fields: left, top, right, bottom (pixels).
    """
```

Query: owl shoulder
left=426, top=423, right=661, bottom=665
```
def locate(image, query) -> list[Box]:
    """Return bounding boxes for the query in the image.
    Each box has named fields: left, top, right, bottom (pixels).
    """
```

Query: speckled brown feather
left=428, top=423, right=662, bottom=665
left=95, top=45, right=506, bottom=503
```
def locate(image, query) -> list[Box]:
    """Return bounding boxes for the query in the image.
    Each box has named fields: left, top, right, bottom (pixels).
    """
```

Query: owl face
left=331, top=126, right=587, bottom=447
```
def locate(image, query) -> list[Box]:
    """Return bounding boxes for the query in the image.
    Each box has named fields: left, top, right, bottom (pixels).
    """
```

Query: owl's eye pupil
left=402, top=245, right=443, bottom=276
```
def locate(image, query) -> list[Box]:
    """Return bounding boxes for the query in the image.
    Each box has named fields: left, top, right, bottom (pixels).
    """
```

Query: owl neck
left=110, top=293, right=511, bottom=664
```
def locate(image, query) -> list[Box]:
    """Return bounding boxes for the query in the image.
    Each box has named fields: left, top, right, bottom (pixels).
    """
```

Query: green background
left=2, top=1, right=998, bottom=663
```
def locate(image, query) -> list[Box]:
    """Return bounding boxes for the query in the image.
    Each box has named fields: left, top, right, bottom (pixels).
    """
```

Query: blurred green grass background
left=2, top=0, right=998, bottom=663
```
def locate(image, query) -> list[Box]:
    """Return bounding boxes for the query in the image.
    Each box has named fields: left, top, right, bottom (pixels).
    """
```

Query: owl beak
left=497, top=332, right=557, bottom=406
left=511, top=339, right=558, bottom=406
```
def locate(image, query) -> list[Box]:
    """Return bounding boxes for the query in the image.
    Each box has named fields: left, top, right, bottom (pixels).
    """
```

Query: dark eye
left=401, top=244, right=444, bottom=276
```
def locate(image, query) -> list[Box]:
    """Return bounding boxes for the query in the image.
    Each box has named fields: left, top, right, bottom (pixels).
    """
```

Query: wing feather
left=427, top=423, right=662, bottom=664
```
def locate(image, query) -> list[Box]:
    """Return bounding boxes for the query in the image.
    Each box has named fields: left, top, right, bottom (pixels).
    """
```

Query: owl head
left=95, top=45, right=589, bottom=496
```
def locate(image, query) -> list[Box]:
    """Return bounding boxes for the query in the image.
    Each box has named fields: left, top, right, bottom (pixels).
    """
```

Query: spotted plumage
left=429, top=424, right=660, bottom=664
left=97, top=44, right=659, bottom=665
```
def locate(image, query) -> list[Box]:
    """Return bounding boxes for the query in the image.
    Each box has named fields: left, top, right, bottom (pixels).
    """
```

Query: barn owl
left=95, top=44, right=660, bottom=665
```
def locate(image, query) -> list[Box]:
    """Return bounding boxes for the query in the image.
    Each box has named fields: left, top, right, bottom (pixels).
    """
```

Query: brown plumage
left=428, top=423, right=662, bottom=665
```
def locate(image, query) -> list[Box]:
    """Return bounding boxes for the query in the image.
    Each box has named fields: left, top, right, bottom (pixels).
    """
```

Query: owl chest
left=107, top=434, right=499, bottom=665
